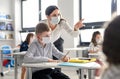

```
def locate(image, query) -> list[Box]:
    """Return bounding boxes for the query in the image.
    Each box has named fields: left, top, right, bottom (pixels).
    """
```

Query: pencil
left=64, top=51, right=70, bottom=57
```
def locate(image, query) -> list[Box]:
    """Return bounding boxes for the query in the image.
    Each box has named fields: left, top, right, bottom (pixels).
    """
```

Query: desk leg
left=79, top=69, right=96, bottom=79
left=27, top=67, right=32, bottom=79
left=0, top=52, right=4, bottom=76
left=76, top=50, right=79, bottom=57
left=88, top=69, right=95, bottom=79
left=29, top=68, right=32, bottom=79
left=78, top=69, right=81, bottom=79
left=78, top=69, right=88, bottom=79
left=14, top=56, right=18, bottom=79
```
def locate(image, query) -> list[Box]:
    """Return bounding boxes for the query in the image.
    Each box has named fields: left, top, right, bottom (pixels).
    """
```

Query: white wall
left=0, top=0, right=22, bottom=47
left=0, top=0, right=12, bottom=15
left=14, top=0, right=22, bottom=46
left=58, top=0, right=80, bottom=48
left=0, top=0, right=15, bottom=47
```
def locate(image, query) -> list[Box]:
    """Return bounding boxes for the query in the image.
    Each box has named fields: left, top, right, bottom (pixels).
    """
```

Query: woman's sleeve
left=60, top=20, right=79, bottom=37
left=23, top=43, right=50, bottom=63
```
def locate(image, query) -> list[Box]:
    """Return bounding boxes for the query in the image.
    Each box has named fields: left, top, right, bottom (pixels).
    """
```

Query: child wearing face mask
left=88, top=31, right=104, bottom=76
left=20, top=33, right=34, bottom=52
left=23, top=23, right=70, bottom=79
left=88, top=31, right=102, bottom=54
left=20, top=33, right=34, bottom=79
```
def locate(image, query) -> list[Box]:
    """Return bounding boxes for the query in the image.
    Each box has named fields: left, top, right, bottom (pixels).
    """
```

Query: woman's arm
left=74, top=19, right=84, bottom=31
left=60, top=19, right=83, bottom=37
left=51, top=43, right=69, bottom=62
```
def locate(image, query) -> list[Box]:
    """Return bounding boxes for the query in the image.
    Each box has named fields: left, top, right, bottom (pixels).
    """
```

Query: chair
left=0, top=45, right=14, bottom=76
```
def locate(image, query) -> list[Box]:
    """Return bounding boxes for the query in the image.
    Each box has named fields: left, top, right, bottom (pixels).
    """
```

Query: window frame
left=79, top=0, right=117, bottom=30
left=21, top=0, right=41, bottom=32
left=79, top=0, right=117, bottom=46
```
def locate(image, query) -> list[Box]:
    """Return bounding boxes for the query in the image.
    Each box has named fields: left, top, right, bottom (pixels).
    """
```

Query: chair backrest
left=1, top=45, right=11, bottom=54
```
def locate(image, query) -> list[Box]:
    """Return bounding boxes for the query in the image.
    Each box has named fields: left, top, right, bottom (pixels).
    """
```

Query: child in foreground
left=23, top=23, right=70, bottom=79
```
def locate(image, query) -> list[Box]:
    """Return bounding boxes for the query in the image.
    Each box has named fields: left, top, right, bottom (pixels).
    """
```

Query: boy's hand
left=61, top=56, right=70, bottom=62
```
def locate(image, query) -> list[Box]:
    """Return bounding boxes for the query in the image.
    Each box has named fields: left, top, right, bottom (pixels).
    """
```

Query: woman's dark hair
left=91, top=31, right=101, bottom=46
left=45, top=5, right=59, bottom=16
left=103, top=15, right=120, bottom=65
left=45, top=5, right=66, bottom=24
left=25, top=33, right=34, bottom=44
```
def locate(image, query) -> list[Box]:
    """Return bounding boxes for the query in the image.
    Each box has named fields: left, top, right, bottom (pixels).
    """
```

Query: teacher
left=41, top=5, right=84, bottom=53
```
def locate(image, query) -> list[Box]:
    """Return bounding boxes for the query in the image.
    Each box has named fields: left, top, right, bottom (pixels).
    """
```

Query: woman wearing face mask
left=41, top=5, right=84, bottom=72
left=23, top=23, right=70, bottom=79
left=41, top=5, right=84, bottom=53
left=88, top=31, right=104, bottom=76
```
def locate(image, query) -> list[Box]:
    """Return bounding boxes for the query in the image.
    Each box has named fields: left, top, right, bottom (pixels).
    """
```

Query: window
left=117, top=0, right=120, bottom=15
left=21, top=0, right=58, bottom=30
left=41, top=0, right=58, bottom=20
left=79, top=29, right=105, bottom=46
left=81, top=0, right=111, bottom=23
left=22, top=0, right=39, bottom=29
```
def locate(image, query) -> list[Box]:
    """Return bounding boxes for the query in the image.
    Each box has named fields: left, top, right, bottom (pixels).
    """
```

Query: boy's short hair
left=35, top=23, right=50, bottom=35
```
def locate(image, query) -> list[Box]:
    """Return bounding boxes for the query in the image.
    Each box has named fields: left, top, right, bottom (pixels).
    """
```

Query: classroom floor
left=0, top=67, right=101, bottom=79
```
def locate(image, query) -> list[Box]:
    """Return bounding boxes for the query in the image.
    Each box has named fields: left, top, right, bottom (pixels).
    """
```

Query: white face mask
left=42, top=37, right=51, bottom=44
left=50, top=16, right=60, bottom=25
left=96, top=38, right=102, bottom=45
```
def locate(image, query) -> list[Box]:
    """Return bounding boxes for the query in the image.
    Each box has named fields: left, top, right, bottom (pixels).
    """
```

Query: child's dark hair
left=91, top=31, right=101, bottom=46
left=25, top=33, right=34, bottom=44
left=35, top=23, right=50, bottom=35
left=103, top=15, right=120, bottom=65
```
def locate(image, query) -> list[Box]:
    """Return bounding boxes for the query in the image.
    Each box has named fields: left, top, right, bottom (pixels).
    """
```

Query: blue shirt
left=20, top=41, right=29, bottom=52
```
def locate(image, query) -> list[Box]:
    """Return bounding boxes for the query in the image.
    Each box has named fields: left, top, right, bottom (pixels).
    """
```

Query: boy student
left=23, top=23, right=70, bottom=79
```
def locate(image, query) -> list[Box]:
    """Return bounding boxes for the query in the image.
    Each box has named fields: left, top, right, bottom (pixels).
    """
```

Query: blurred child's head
left=25, top=33, right=34, bottom=44
left=35, top=23, right=51, bottom=44
left=91, top=31, right=102, bottom=46
left=103, top=15, right=120, bottom=65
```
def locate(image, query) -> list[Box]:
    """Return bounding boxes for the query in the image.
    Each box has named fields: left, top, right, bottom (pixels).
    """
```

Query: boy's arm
left=23, top=43, right=51, bottom=63
left=52, top=43, right=64, bottom=59
left=52, top=44, right=69, bottom=62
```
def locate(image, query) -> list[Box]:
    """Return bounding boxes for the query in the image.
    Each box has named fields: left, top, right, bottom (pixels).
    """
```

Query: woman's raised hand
left=74, top=19, right=84, bottom=31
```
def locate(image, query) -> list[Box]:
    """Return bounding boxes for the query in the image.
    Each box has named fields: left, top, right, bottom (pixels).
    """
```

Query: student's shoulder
left=29, top=40, right=38, bottom=46
left=21, top=41, right=28, bottom=46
